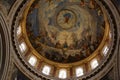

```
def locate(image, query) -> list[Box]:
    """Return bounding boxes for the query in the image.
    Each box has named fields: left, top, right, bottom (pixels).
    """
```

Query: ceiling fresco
left=26, top=0, right=105, bottom=63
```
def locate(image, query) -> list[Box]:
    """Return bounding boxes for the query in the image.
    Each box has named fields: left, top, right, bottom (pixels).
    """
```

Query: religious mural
left=26, top=0, right=105, bottom=63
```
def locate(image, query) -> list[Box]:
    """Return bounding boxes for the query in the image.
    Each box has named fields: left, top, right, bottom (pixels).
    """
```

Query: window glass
left=102, top=46, right=109, bottom=56
left=19, top=42, right=27, bottom=53
left=42, top=65, right=51, bottom=75
left=17, top=25, right=21, bottom=36
left=90, top=59, right=99, bottom=69
left=76, top=67, right=84, bottom=77
left=28, top=56, right=37, bottom=66
left=58, top=69, right=67, bottom=79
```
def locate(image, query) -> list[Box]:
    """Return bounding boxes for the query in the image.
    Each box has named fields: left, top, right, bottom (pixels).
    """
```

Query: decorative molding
left=0, top=13, right=10, bottom=80
left=0, top=34, right=2, bottom=71
left=118, top=38, right=120, bottom=79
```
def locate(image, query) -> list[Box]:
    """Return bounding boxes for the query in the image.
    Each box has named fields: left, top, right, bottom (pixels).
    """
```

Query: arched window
left=19, top=42, right=27, bottom=53
left=17, top=25, right=21, bottom=36
left=76, top=67, right=84, bottom=77
left=42, top=65, right=51, bottom=75
left=90, top=59, right=99, bottom=69
left=58, top=69, right=67, bottom=79
left=102, top=46, right=109, bottom=56
left=28, top=56, right=37, bottom=66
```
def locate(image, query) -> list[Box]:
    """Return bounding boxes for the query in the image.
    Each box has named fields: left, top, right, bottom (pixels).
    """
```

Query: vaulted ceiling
left=0, top=0, right=120, bottom=80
